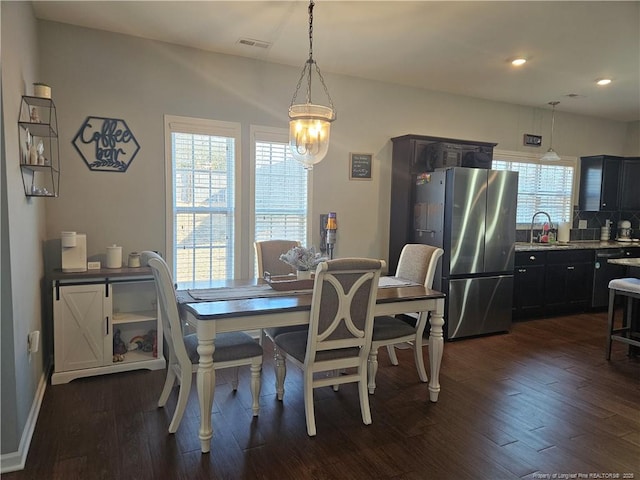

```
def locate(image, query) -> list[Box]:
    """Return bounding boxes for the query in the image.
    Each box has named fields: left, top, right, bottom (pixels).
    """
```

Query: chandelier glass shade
left=288, top=1, right=336, bottom=170
left=540, top=101, right=560, bottom=162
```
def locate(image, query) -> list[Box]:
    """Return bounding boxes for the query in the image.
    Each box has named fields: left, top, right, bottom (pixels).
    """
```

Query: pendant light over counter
left=540, top=101, right=561, bottom=162
left=288, top=0, right=336, bottom=170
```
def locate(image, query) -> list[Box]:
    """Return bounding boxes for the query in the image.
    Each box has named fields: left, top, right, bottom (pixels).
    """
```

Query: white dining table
left=177, top=277, right=446, bottom=453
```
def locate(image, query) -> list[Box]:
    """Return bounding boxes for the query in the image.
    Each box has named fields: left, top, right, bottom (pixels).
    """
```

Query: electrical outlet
left=28, top=331, right=40, bottom=353
left=578, top=220, right=588, bottom=230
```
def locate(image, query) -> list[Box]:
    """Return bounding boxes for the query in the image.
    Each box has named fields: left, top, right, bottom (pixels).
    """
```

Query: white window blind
left=493, top=154, right=574, bottom=225
left=171, top=130, right=236, bottom=283
left=254, top=140, right=308, bottom=243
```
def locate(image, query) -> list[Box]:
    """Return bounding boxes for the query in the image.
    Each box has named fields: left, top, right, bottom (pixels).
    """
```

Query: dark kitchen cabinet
left=544, top=250, right=593, bottom=314
left=620, top=157, right=640, bottom=210
left=578, top=155, right=623, bottom=211
left=389, top=134, right=496, bottom=273
left=513, top=252, right=546, bottom=319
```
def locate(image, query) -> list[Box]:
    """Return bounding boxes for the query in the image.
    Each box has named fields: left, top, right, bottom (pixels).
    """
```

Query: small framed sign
left=349, top=153, right=373, bottom=180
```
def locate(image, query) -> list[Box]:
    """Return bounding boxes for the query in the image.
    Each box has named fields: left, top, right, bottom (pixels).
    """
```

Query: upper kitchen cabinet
left=389, top=134, right=496, bottom=274
left=578, top=155, right=622, bottom=211
left=620, top=157, right=640, bottom=210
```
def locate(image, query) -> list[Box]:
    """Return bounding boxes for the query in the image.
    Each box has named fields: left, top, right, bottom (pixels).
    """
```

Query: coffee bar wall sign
left=72, top=117, right=140, bottom=172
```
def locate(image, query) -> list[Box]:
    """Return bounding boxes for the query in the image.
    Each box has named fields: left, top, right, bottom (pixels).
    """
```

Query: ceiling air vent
left=237, top=38, right=271, bottom=49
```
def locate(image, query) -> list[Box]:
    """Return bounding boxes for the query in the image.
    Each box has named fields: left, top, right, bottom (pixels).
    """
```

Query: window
left=493, top=150, right=576, bottom=226
left=165, top=116, right=240, bottom=283
left=250, top=126, right=309, bottom=276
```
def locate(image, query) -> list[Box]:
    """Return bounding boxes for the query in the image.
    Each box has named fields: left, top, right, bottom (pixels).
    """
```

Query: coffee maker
left=616, top=220, right=632, bottom=242
left=61, top=232, right=87, bottom=272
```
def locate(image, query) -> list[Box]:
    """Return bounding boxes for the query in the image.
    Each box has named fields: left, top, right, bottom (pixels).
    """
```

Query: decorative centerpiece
left=280, top=245, right=327, bottom=279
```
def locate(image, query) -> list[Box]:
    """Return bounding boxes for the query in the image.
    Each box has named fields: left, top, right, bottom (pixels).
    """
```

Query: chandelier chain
left=289, top=0, right=335, bottom=112
left=308, top=1, right=314, bottom=61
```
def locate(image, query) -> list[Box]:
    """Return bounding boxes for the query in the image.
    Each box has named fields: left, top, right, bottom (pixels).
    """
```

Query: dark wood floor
left=5, top=311, right=639, bottom=480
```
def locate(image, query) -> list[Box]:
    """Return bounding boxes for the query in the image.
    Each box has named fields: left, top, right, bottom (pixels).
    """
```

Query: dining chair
left=255, top=240, right=308, bottom=343
left=273, top=257, right=384, bottom=436
left=255, top=239, right=301, bottom=277
left=142, top=251, right=263, bottom=434
left=367, top=244, right=444, bottom=394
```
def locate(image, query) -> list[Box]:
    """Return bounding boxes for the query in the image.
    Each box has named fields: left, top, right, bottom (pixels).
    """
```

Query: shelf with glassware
left=18, top=95, right=60, bottom=197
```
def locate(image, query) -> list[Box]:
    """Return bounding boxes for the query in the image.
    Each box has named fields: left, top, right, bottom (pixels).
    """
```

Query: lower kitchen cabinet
left=51, top=268, right=165, bottom=385
left=544, top=250, right=594, bottom=314
left=513, top=252, right=546, bottom=319
left=513, top=249, right=594, bottom=320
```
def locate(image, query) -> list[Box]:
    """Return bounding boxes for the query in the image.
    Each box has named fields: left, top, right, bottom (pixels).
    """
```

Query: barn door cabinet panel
left=51, top=268, right=165, bottom=385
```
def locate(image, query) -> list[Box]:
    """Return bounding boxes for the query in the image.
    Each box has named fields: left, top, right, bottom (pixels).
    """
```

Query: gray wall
left=38, top=20, right=636, bottom=276
left=1, top=1, right=48, bottom=458
left=1, top=5, right=638, bottom=463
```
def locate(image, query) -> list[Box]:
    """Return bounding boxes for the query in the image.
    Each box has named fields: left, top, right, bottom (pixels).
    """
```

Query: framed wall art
left=349, top=153, right=372, bottom=180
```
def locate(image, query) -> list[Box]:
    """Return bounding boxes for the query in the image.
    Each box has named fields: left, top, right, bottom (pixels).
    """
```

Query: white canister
left=33, top=83, right=51, bottom=99
left=128, top=252, right=141, bottom=268
left=106, top=245, right=123, bottom=269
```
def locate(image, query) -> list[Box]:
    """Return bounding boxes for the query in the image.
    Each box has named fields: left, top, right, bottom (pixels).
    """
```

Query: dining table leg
left=196, top=326, right=216, bottom=453
left=427, top=298, right=445, bottom=402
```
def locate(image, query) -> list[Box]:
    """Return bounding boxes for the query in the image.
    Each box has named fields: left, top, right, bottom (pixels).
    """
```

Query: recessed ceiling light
left=596, top=78, right=612, bottom=86
left=511, top=58, right=527, bottom=66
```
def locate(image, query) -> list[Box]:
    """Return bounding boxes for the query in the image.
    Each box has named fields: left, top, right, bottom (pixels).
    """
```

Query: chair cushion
left=372, top=315, right=416, bottom=341
left=264, top=325, right=308, bottom=340
left=184, top=332, right=263, bottom=365
left=609, top=277, right=640, bottom=295
left=274, top=331, right=360, bottom=363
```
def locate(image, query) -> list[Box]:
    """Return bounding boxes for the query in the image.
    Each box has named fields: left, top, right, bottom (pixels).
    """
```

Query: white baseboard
left=0, top=367, right=49, bottom=473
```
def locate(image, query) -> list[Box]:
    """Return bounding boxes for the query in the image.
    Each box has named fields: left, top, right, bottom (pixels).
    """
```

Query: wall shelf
left=18, top=95, right=60, bottom=197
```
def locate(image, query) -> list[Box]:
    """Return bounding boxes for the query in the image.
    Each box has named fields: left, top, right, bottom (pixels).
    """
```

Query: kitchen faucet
left=530, top=211, right=552, bottom=244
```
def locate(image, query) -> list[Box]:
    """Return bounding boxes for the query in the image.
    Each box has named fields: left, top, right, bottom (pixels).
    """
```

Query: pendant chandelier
left=540, top=101, right=561, bottom=162
left=288, top=0, right=336, bottom=170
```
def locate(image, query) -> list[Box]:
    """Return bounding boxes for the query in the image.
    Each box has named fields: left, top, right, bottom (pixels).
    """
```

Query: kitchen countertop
left=607, top=257, right=640, bottom=267
left=515, top=240, right=640, bottom=252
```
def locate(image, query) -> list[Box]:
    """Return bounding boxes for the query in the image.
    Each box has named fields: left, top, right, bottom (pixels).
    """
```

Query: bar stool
left=606, top=277, right=640, bottom=360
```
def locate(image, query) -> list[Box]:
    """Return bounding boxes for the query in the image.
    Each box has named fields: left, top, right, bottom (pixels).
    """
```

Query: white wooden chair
left=367, top=244, right=444, bottom=394
left=273, top=258, right=384, bottom=436
left=142, top=251, right=263, bottom=433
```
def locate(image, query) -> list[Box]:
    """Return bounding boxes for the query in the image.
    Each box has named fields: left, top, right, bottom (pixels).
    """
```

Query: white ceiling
left=32, top=1, right=640, bottom=122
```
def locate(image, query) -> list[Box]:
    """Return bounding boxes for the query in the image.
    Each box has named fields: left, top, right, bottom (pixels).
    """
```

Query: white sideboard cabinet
left=51, top=267, right=165, bottom=385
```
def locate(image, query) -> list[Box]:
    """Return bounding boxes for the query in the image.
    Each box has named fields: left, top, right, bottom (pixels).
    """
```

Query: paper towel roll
left=558, top=222, right=570, bottom=243
left=106, top=245, right=122, bottom=268
left=61, top=231, right=77, bottom=248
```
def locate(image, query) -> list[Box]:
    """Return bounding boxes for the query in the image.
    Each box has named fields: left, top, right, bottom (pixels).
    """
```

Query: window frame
left=164, top=115, right=242, bottom=280
left=249, top=125, right=312, bottom=278
left=493, top=149, right=578, bottom=228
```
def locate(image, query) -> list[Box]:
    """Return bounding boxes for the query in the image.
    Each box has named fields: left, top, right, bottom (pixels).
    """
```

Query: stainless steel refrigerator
left=414, top=167, right=518, bottom=339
